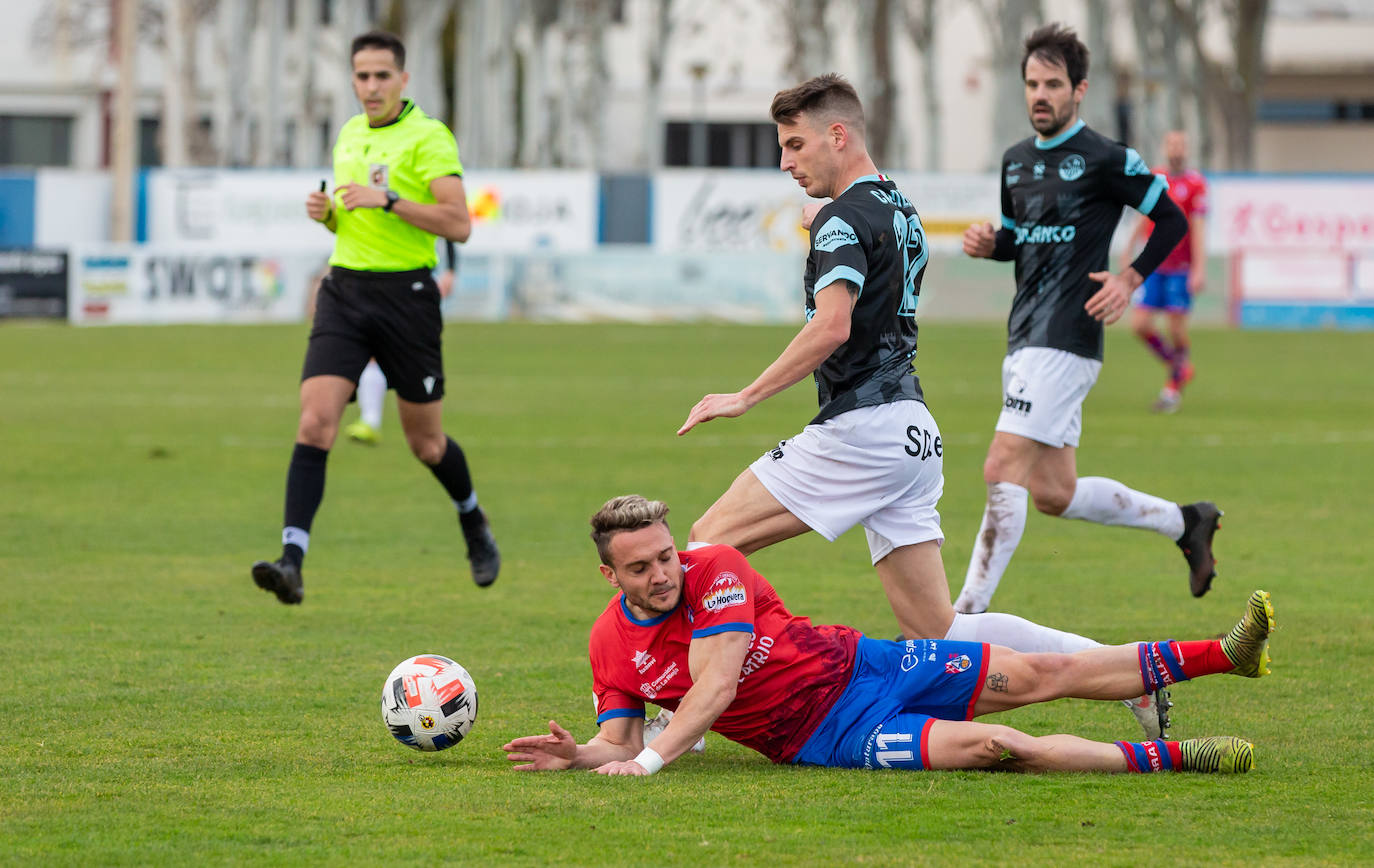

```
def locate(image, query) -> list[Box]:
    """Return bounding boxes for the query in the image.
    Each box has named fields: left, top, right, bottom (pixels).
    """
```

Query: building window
left=1258, top=99, right=1374, bottom=123
left=664, top=121, right=781, bottom=168
left=0, top=115, right=74, bottom=167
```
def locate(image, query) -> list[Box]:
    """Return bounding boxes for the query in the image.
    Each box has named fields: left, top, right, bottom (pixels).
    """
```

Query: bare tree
left=640, top=0, right=678, bottom=171
left=899, top=0, right=940, bottom=170
left=783, top=0, right=830, bottom=82
left=404, top=0, right=455, bottom=122
left=456, top=0, right=519, bottom=168
left=1170, top=0, right=1270, bottom=170
left=1080, top=0, right=1119, bottom=139
left=971, top=0, right=1045, bottom=168
left=853, top=0, right=896, bottom=167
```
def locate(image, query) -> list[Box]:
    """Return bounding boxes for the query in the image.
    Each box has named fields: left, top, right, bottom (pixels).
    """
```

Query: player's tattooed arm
left=986, top=672, right=1010, bottom=692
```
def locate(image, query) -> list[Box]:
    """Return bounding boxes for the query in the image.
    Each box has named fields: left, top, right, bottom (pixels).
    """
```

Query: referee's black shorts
left=301, top=266, right=446, bottom=403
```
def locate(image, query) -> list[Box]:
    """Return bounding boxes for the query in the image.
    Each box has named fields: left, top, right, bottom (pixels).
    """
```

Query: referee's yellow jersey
left=328, top=100, right=463, bottom=271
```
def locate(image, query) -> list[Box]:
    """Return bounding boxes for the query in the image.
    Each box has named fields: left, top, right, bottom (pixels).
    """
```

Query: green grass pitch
left=2, top=318, right=1372, bottom=865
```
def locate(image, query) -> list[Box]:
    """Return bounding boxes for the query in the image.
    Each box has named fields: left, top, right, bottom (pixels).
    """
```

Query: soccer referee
left=252, top=30, right=499, bottom=604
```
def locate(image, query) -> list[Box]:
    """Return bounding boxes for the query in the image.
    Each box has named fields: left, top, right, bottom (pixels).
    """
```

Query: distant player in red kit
left=501, top=495, right=1274, bottom=777
left=1123, top=130, right=1209, bottom=413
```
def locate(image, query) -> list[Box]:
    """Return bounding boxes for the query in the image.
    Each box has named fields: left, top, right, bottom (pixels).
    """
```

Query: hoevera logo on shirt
left=701, top=572, right=748, bottom=612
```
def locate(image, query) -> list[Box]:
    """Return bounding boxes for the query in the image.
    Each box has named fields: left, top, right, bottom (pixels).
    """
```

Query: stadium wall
left=0, top=168, right=1366, bottom=328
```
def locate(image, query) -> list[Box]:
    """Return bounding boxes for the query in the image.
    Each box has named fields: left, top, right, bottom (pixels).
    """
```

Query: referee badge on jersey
left=1058, top=154, right=1085, bottom=181
left=369, top=163, right=390, bottom=188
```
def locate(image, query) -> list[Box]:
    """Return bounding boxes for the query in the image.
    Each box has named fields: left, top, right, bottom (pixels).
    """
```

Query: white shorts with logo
left=994, top=346, right=1102, bottom=449
left=749, top=401, right=945, bottom=565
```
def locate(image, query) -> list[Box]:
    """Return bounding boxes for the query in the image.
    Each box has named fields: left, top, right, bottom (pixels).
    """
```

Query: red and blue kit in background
left=1136, top=168, right=1208, bottom=311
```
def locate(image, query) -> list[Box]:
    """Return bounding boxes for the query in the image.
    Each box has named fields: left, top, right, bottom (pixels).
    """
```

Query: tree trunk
left=854, top=0, right=894, bottom=167
left=405, top=0, right=453, bottom=122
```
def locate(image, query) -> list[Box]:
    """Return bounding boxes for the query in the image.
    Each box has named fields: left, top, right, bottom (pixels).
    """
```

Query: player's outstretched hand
left=1086, top=270, right=1133, bottom=324
left=1188, top=269, right=1206, bottom=295
left=502, top=720, right=577, bottom=771
left=801, top=202, right=825, bottom=231
left=337, top=182, right=387, bottom=211
left=678, top=392, right=752, bottom=435
left=594, top=759, right=653, bottom=776
left=437, top=270, right=455, bottom=298
left=963, top=222, right=996, bottom=258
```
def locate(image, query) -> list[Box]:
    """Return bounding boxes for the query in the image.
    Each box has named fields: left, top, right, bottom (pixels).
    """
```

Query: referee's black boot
left=1176, top=502, right=1222, bottom=598
left=251, top=558, right=304, bottom=604
left=461, top=509, right=501, bottom=588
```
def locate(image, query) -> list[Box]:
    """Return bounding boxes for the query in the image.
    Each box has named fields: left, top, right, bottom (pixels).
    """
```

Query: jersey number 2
left=892, top=211, right=929, bottom=320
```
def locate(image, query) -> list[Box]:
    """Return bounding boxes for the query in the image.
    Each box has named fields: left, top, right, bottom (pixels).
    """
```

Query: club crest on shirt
left=369, top=163, right=389, bottom=188
left=1058, top=153, right=1086, bottom=181
left=701, top=572, right=747, bottom=612
left=945, top=654, right=972, bottom=674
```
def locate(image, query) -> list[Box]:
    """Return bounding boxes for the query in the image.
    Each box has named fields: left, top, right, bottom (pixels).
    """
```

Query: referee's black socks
left=282, top=442, right=329, bottom=567
left=428, top=436, right=478, bottom=518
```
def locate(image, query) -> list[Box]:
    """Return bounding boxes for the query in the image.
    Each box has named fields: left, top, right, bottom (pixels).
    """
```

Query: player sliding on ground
left=503, top=496, right=1274, bottom=776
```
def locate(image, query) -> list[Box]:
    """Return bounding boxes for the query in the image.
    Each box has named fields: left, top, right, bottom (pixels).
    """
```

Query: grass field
left=2, top=317, right=1373, bottom=866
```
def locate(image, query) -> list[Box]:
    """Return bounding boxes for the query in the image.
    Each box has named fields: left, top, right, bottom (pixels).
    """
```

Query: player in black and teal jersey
left=956, top=24, right=1220, bottom=627
left=252, top=31, right=498, bottom=604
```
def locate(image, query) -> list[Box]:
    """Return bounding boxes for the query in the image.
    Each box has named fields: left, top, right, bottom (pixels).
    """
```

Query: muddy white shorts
left=993, top=347, right=1102, bottom=449
left=749, top=401, right=945, bottom=564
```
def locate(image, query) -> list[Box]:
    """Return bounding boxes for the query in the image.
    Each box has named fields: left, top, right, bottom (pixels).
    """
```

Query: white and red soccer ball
left=381, top=654, right=478, bottom=751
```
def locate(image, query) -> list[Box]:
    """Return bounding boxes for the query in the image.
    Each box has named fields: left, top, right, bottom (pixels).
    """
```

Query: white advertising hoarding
left=143, top=168, right=599, bottom=253
left=1209, top=176, right=1374, bottom=252
left=652, top=170, right=999, bottom=253
left=68, top=245, right=326, bottom=325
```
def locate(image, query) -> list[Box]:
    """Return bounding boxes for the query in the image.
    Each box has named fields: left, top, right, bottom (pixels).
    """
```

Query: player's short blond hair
left=590, top=495, right=671, bottom=566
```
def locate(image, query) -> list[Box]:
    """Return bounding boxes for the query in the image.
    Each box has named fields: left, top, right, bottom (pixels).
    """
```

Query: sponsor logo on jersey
left=639, top=661, right=679, bottom=700
left=1058, top=153, right=1086, bottom=181
left=701, top=573, right=747, bottom=612
left=813, top=215, right=860, bottom=253
left=1033, top=161, right=1046, bottom=180
left=945, top=654, right=972, bottom=674
left=1124, top=147, right=1151, bottom=176
left=1006, top=162, right=1023, bottom=186
left=1014, top=223, right=1077, bottom=245
left=632, top=650, right=656, bottom=674
left=738, top=634, right=775, bottom=682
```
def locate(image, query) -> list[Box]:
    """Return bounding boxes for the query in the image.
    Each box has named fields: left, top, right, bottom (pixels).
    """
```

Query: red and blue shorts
left=792, top=636, right=989, bottom=770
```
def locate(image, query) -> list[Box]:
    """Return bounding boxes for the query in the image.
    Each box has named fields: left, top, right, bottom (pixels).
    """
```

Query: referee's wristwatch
left=383, top=190, right=400, bottom=212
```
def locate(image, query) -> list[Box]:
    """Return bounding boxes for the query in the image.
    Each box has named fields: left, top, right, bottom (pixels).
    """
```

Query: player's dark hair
left=590, top=495, right=671, bottom=566
left=1021, top=23, right=1089, bottom=87
left=770, top=73, right=866, bottom=136
left=351, top=30, right=406, bottom=69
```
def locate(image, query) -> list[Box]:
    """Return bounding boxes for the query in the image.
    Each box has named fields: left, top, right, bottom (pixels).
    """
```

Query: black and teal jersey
left=999, top=120, right=1168, bottom=360
left=803, top=174, right=928, bottom=425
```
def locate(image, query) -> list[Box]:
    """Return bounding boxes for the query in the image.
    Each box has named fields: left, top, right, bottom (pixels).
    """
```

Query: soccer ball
left=380, top=654, right=478, bottom=751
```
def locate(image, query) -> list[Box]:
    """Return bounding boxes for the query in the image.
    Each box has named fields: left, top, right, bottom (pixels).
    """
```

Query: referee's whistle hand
left=306, top=189, right=333, bottom=222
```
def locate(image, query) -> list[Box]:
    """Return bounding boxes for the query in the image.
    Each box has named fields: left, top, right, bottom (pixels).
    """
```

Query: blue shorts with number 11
left=792, top=636, right=989, bottom=770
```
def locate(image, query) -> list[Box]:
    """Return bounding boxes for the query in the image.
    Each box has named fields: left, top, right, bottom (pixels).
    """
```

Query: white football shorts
left=749, top=400, right=945, bottom=565
left=993, top=346, right=1102, bottom=449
